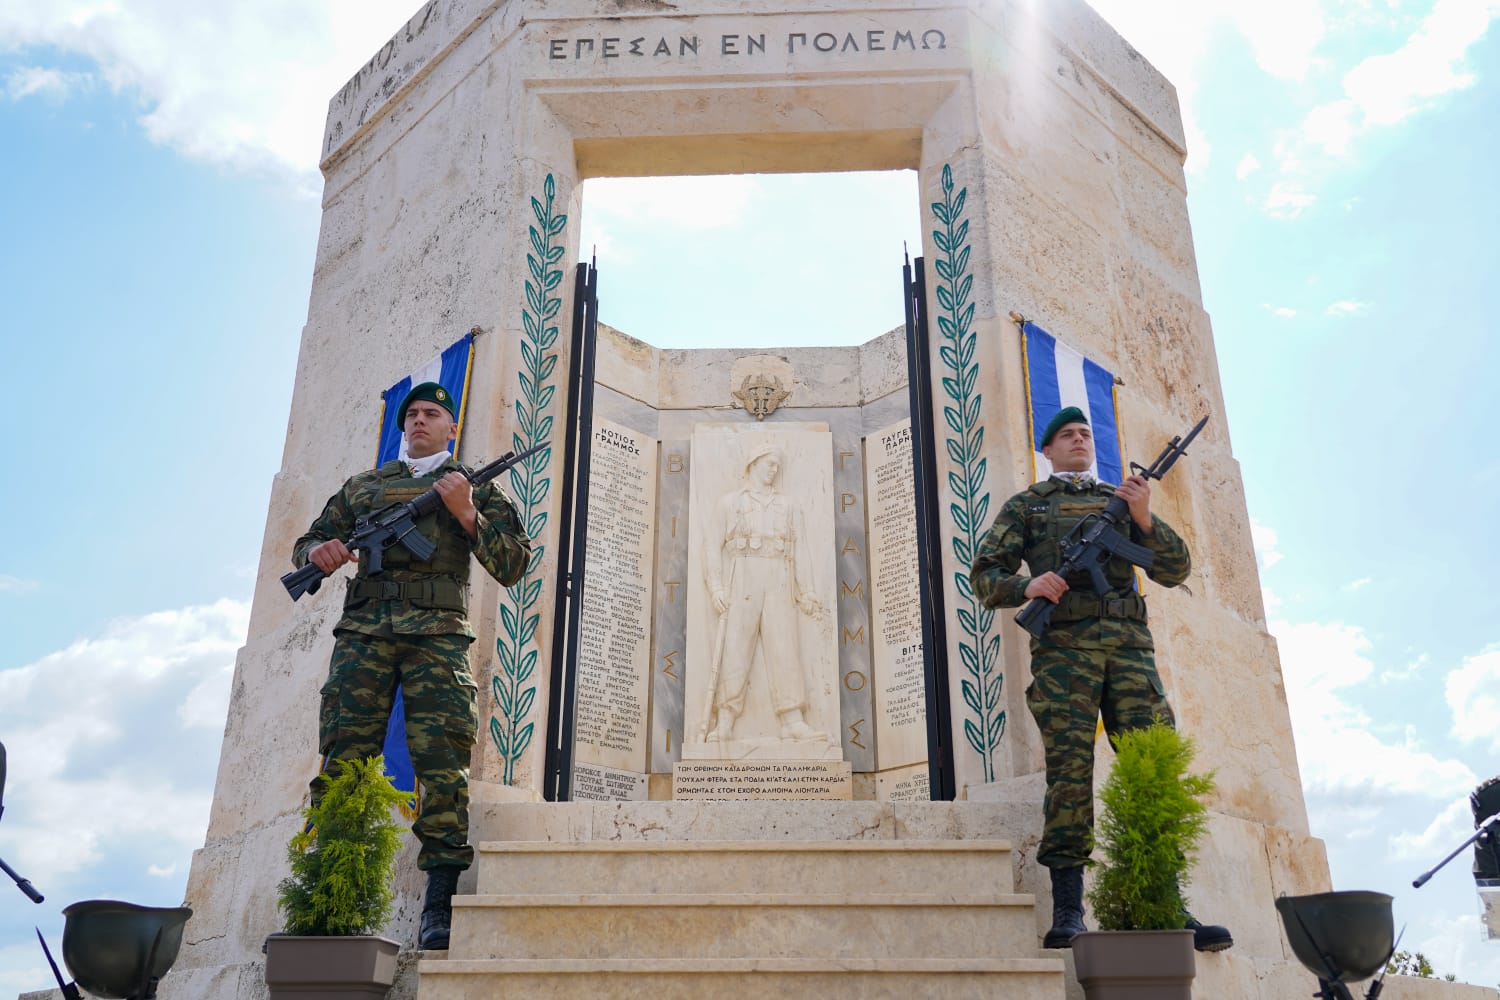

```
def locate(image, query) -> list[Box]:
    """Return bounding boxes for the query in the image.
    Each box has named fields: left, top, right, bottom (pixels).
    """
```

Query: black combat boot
left=1184, top=913, right=1234, bottom=952
left=1043, top=866, right=1088, bottom=948
left=418, top=866, right=462, bottom=951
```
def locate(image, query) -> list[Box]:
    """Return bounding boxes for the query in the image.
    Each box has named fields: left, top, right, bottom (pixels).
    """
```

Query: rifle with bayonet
left=281, top=441, right=547, bottom=601
left=1014, top=415, right=1208, bottom=638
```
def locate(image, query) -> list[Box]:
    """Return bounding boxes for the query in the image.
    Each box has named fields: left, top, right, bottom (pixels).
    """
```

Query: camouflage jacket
left=969, top=477, right=1190, bottom=649
left=292, top=457, right=531, bottom=638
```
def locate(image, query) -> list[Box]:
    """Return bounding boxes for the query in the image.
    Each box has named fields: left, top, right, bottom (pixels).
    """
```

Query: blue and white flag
left=372, top=333, right=476, bottom=806
left=1021, top=321, right=1123, bottom=485
left=375, top=334, right=476, bottom=467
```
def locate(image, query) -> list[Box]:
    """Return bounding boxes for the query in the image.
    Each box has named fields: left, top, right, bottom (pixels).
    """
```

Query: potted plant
left=264, top=755, right=408, bottom=999
left=1071, top=722, right=1216, bottom=1000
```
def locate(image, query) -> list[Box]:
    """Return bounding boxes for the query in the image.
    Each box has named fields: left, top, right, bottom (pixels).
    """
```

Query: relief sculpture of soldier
left=291, top=382, right=531, bottom=951
left=969, top=406, right=1233, bottom=953
left=700, top=443, right=826, bottom=745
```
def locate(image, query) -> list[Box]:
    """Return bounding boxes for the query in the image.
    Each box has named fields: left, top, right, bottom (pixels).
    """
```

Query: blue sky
left=2, top=0, right=1499, bottom=994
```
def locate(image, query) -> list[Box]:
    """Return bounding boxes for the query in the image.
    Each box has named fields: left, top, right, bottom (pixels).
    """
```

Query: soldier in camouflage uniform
left=969, top=406, right=1231, bottom=953
left=293, top=381, right=531, bottom=951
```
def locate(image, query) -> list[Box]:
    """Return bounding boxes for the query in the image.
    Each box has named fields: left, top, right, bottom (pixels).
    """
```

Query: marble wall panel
left=674, top=760, right=853, bottom=800
left=649, top=431, right=691, bottom=773
left=829, top=411, right=877, bottom=772
left=865, top=418, right=928, bottom=771
left=681, top=424, right=843, bottom=762
left=572, top=760, right=650, bottom=801
left=570, top=418, right=657, bottom=776
left=874, top=763, right=931, bottom=803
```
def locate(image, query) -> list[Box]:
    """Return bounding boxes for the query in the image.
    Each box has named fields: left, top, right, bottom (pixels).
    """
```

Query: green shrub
left=1088, top=722, right=1216, bottom=931
left=276, top=756, right=407, bottom=936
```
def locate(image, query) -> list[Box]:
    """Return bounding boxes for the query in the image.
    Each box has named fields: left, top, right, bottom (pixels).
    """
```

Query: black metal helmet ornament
left=36, top=900, right=193, bottom=1000
left=1274, top=891, right=1398, bottom=1000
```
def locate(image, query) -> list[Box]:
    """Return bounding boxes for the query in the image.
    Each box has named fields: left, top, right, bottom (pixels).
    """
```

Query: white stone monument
left=141, top=2, right=1499, bottom=999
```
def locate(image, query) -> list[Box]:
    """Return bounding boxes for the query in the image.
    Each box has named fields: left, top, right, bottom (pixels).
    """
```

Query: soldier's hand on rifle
left=1024, top=571, right=1069, bottom=604
left=309, top=539, right=356, bottom=574
left=796, top=593, right=824, bottom=618
left=712, top=589, right=729, bottom=615
left=434, top=471, right=478, bottom=538
left=1116, top=474, right=1154, bottom=534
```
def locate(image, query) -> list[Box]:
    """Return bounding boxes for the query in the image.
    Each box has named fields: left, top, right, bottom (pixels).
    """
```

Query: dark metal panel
left=543, top=260, right=598, bottom=801
left=904, top=256, right=956, bottom=801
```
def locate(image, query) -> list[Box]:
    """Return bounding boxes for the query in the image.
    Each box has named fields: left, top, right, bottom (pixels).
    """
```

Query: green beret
left=396, top=381, right=457, bottom=421
left=1040, top=406, right=1087, bottom=447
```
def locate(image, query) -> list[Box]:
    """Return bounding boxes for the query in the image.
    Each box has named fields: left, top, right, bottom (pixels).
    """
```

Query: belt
left=1047, top=591, right=1147, bottom=624
left=729, top=537, right=788, bottom=557
left=349, top=577, right=465, bottom=608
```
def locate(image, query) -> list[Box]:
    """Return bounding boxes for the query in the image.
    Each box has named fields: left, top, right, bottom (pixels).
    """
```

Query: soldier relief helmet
left=743, top=443, right=785, bottom=476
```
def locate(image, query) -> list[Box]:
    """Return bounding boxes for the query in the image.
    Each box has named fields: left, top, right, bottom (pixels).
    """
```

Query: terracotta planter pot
left=1072, top=928, right=1196, bottom=1000
left=263, top=934, right=401, bottom=999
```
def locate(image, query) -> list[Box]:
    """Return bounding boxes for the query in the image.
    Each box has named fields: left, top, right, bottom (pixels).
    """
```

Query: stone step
left=416, top=956, right=1067, bottom=1000
left=448, top=892, right=1039, bottom=960
left=474, top=839, right=1014, bottom=896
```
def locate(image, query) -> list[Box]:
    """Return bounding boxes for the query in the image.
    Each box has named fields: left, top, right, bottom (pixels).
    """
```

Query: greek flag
left=374, top=332, right=476, bottom=806
left=1021, top=321, right=1123, bottom=485
left=376, top=333, right=476, bottom=466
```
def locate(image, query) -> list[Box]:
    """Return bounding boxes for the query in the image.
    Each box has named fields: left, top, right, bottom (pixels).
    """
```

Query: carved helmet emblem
left=733, top=373, right=790, bottom=421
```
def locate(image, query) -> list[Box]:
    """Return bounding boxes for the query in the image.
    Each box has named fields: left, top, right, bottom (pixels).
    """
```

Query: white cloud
left=1235, top=153, right=1262, bottom=180
left=1250, top=519, right=1284, bottom=569
left=2, top=65, right=93, bottom=101
left=1342, top=0, right=1499, bottom=127
left=1379, top=651, right=1428, bottom=683
left=1407, top=911, right=1500, bottom=989
left=0, top=574, right=38, bottom=593
left=1264, top=180, right=1317, bottom=219
left=0, top=599, right=248, bottom=881
left=1390, top=793, right=1472, bottom=862
left=1325, top=299, right=1371, bottom=316
left=1259, top=303, right=1297, bottom=319
left=1301, top=98, right=1361, bottom=156
left=0, top=1, right=418, bottom=181
left=1446, top=645, right=1500, bottom=752
left=1263, top=0, right=1500, bottom=215
left=1345, top=577, right=1371, bottom=590
left=1227, top=0, right=1328, bottom=81
left=1276, top=618, right=1476, bottom=798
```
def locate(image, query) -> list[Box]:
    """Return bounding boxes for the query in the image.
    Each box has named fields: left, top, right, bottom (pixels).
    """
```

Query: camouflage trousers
left=1026, top=640, right=1175, bottom=870
left=312, top=630, right=479, bottom=871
